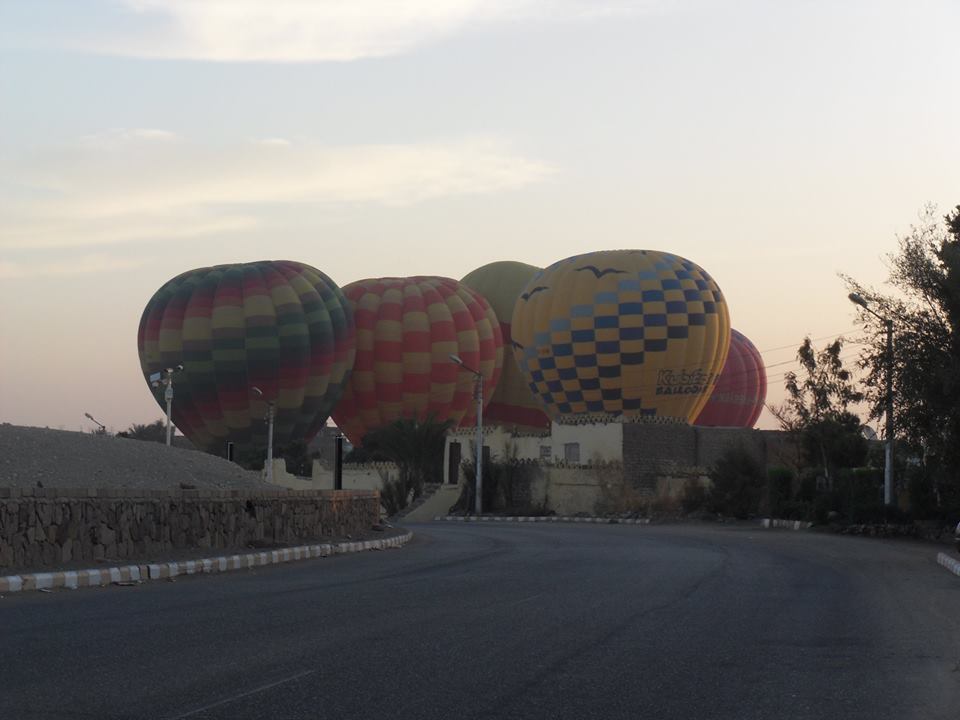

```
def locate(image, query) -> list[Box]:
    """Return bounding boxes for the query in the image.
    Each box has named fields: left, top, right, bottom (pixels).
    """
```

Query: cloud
left=76, top=0, right=663, bottom=62
left=79, top=128, right=180, bottom=146
left=0, top=130, right=553, bottom=249
left=0, top=254, right=154, bottom=280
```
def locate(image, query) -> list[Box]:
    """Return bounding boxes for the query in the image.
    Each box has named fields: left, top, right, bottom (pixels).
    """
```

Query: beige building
left=443, top=419, right=796, bottom=515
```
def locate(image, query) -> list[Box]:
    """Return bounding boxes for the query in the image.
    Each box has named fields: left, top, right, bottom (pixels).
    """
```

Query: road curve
left=1, top=523, right=957, bottom=720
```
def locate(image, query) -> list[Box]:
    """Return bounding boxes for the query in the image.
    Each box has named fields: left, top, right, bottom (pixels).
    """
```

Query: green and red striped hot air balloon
left=137, top=260, right=355, bottom=454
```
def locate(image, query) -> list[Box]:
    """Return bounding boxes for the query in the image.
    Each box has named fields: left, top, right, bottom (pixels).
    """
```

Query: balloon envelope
left=137, top=260, right=355, bottom=453
left=511, top=250, right=730, bottom=423
left=461, top=261, right=551, bottom=431
left=331, top=276, right=503, bottom=445
left=694, top=329, right=766, bottom=428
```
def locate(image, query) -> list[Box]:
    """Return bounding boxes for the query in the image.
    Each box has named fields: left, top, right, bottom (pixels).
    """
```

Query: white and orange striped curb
left=434, top=515, right=650, bottom=525
left=937, top=552, right=960, bottom=578
left=0, top=531, right=412, bottom=595
left=762, top=518, right=813, bottom=530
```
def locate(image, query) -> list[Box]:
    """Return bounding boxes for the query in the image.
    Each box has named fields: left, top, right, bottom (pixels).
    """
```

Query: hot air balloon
left=511, top=250, right=730, bottom=423
left=331, top=276, right=503, bottom=445
left=694, top=329, right=766, bottom=427
left=461, top=261, right=551, bottom=431
left=137, top=260, right=355, bottom=454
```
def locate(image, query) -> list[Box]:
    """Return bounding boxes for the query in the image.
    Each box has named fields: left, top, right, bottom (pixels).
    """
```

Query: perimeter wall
left=0, top=487, right=380, bottom=569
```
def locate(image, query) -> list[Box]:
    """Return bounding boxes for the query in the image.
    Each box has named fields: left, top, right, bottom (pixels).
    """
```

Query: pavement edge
left=936, top=551, right=960, bottom=578
left=433, top=515, right=650, bottom=524
left=0, top=531, right=413, bottom=595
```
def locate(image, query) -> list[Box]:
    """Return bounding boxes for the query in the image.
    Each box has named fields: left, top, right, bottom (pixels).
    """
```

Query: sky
left=1, top=0, right=958, bottom=434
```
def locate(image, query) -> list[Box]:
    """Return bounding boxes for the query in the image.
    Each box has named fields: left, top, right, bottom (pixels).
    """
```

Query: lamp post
left=251, top=386, right=275, bottom=484
left=84, top=412, right=106, bottom=434
left=848, top=293, right=894, bottom=506
left=150, top=365, right=184, bottom=446
left=450, top=354, right=483, bottom=516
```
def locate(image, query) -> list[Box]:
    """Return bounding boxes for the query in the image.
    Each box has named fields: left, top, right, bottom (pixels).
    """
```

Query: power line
left=757, top=328, right=859, bottom=355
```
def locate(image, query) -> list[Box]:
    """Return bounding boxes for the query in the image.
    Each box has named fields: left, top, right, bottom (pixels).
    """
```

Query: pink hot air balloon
left=694, top=329, right=766, bottom=428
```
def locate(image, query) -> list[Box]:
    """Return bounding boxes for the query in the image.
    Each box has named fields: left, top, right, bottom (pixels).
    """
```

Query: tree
left=843, top=204, right=960, bottom=514
left=116, top=420, right=166, bottom=443
left=356, top=416, right=453, bottom=513
left=770, top=337, right=867, bottom=483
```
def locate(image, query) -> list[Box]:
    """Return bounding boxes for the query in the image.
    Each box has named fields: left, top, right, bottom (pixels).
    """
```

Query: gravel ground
left=0, top=424, right=272, bottom=490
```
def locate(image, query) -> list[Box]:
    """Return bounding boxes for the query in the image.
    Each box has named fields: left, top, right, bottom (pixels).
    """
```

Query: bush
left=680, top=479, right=709, bottom=515
left=116, top=420, right=166, bottom=443
left=708, top=445, right=765, bottom=519
left=453, top=444, right=544, bottom=515
left=778, top=500, right=814, bottom=521
left=766, top=466, right=794, bottom=517
left=379, top=470, right=412, bottom=517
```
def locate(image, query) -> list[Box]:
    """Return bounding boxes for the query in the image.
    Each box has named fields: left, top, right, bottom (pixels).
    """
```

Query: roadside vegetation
left=345, top=416, right=451, bottom=516
left=681, top=204, right=960, bottom=534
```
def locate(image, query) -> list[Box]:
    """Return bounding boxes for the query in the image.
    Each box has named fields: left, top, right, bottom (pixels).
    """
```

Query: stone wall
left=623, top=425, right=798, bottom=494
left=0, top=487, right=380, bottom=570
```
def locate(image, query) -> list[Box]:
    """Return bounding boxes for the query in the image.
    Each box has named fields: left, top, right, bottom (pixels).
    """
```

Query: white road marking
left=165, top=669, right=317, bottom=719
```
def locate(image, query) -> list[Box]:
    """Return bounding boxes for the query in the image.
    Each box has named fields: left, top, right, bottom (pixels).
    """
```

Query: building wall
left=442, top=421, right=625, bottom=484
left=623, top=424, right=797, bottom=495
left=549, top=422, right=623, bottom=464
left=264, top=459, right=397, bottom=492
left=444, top=420, right=799, bottom=512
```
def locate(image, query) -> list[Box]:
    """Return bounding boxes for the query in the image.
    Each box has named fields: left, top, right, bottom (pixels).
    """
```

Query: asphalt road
left=1, top=523, right=958, bottom=720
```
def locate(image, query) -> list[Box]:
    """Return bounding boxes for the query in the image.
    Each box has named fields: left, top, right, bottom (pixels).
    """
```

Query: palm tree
left=361, top=415, right=452, bottom=511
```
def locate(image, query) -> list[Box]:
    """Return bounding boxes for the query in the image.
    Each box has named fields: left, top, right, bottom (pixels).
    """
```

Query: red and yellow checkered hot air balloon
left=331, top=276, right=503, bottom=445
left=137, top=260, right=355, bottom=454
left=461, top=261, right=550, bottom=431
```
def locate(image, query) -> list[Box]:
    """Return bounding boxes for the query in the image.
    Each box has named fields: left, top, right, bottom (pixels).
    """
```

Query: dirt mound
left=0, top=424, right=271, bottom=490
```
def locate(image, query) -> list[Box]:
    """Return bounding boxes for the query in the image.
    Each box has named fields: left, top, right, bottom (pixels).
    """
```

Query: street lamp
left=848, top=292, right=895, bottom=506
left=450, top=353, right=484, bottom=516
left=84, top=412, right=106, bottom=433
left=150, top=365, right=184, bottom=446
left=251, top=386, right=276, bottom=484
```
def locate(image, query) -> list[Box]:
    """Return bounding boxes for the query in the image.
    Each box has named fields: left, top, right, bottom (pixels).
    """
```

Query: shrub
left=766, top=466, right=794, bottom=517
left=379, top=470, right=412, bottom=517
left=680, top=478, right=709, bottom=515
left=116, top=420, right=166, bottom=443
left=708, top=445, right=765, bottom=519
left=453, top=444, right=544, bottom=515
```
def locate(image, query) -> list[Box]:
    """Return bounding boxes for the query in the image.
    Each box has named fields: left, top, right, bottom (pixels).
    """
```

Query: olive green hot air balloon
left=461, top=261, right=550, bottom=431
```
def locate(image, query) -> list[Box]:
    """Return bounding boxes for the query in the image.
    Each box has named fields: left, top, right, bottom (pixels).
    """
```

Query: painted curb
left=761, top=518, right=813, bottom=530
left=937, top=552, right=960, bottom=578
left=0, top=531, right=412, bottom=595
left=433, top=515, right=650, bottom=525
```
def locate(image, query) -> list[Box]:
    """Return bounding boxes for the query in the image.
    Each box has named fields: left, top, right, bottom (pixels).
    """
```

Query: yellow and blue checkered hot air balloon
left=510, top=250, right=730, bottom=423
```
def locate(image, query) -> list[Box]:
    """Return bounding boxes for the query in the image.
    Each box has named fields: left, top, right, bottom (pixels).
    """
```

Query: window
left=563, top=442, right=580, bottom=463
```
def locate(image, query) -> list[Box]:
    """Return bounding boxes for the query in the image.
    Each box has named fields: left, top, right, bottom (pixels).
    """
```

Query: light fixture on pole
left=251, top=386, right=275, bottom=484
left=84, top=412, right=106, bottom=433
left=848, top=292, right=895, bottom=506
left=150, top=365, right=184, bottom=447
left=449, top=353, right=483, bottom=516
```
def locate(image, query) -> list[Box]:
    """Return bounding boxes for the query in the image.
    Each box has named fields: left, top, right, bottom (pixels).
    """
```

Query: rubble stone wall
left=0, top=487, right=379, bottom=569
left=622, top=425, right=798, bottom=495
